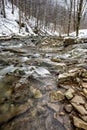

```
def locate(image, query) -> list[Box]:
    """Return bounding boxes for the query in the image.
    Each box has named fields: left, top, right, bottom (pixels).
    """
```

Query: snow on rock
left=34, top=67, right=51, bottom=77
left=0, top=65, right=17, bottom=76
left=24, top=66, right=51, bottom=77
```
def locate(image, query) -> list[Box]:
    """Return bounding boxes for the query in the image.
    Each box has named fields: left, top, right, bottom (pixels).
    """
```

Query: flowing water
left=0, top=37, right=87, bottom=130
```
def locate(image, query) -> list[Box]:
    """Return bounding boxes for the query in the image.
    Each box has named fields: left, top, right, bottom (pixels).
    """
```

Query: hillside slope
left=0, top=2, right=36, bottom=37
left=0, top=2, right=60, bottom=38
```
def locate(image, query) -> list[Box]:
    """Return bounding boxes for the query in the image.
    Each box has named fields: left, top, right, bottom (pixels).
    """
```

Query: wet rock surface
left=0, top=37, right=87, bottom=130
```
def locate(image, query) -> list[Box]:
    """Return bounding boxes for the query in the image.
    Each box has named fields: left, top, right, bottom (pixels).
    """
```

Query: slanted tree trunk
left=2, top=0, right=6, bottom=18
left=76, top=0, right=83, bottom=36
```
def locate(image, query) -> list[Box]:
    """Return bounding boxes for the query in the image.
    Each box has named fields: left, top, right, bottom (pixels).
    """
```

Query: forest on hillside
left=1, top=0, right=87, bottom=36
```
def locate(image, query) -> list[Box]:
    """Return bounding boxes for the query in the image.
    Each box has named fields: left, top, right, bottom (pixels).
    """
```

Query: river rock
left=58, top=69, right=80, bottom=84
left=0, top=97, right=5, bottom=104
left=64, top=104, right=73, bottom=113
left=72, top=103, right=87, bottom=115
left=51, top=57, right=61, bottom=63
left=0, top=103, right=9, bottom=114
left=30, top=86, right=42, bottom=99
left=58, top=73, right=71, bottom=83
left=65, top=88, right=75, bottom=100
left=71, top=95, right=85, bottom=105
left=85, top=104, right=87, bottom=110
left=82, top=71, right=87, bottom=78
left=80, top=115, right=87, bottom=122
left=83, top=78, right=87, bottom=82
left=63, top=37, right=77, bottom=47
left=49, top=91, right=65, bottom=102
left=83, top=88, right=87, bottom=97
left=47, top=103, right=60, bottom=112
left=0, top=102, right=30, bottom=124
left=82, top=82, right=87, bottom=88
left=73, top=116, right=87, bottom=130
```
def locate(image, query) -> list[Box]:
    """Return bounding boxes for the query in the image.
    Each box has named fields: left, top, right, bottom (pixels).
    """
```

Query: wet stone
left=47, top=103, right=60, bottom=112
left=58, top=68, right=81, bottom=84
left=85, top=104, right=87, bottom=110
left=65, top=88, right=75, bottom=100
left=72, top=103, right=87, bottom=115
left=30, top=86, right=42, bottom=99
left=64, top=104, right=73, bottom=113
left=83, top=88, right=87, bottom=98
left=0, top=97, right=5, bottom=104
left=49, top=91, right=65, bottom=102
left=51, top=57, right=62, bottom=63
left=73, top=116, right=87, bottom=130
left=82, top=82, right=87, bottom=88
left=0, top=102, right=30, bottom=124
left=82, top=78, right=87, bottom=82
left=71, top=95, right=85, bottom=105
left=80, top=115, right=87, bottom=122
left=2, top=113, right=67, bottom=130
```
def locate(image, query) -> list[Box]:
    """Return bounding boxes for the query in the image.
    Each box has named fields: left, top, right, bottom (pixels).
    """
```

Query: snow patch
left=70, top=29, right=87, bottom=38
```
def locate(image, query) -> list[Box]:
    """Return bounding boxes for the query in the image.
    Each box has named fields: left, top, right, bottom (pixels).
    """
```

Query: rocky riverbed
left=0, top=36, right=87, bottom=130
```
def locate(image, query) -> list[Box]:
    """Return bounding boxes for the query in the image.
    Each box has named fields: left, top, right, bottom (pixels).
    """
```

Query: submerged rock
left=47, top=103, right=60, bottom=112
left=49, top=91, right=65, bottom=102
left=0, top=102, right=30, bottom=124
left=30, top=86, right=42, bottom=99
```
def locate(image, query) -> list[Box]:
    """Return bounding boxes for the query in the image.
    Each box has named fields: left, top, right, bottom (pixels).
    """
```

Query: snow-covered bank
left=0, top=2, right=60, bottom=38
left=70, top=29, right=87, bottom=38
left=0, top=2, right=35, bottom=37
left=1, top=2, right=87, bottom=39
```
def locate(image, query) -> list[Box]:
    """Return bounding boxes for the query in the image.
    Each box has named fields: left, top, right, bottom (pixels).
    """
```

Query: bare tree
left=76, top=0, right=83, bottom=36
left=2, top=0, right=6, bottom=18
left=11, top=0, right=14, bottom=14
left=19, top=0, right=21, bottom=32
left=73, top=0, right=76, bottom=31
left=67, top=0, right=73, bottom=36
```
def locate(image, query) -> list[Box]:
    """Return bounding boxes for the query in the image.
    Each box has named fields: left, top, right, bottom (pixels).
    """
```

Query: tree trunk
left=73, top=0, right=76, bottom=31
left=11, top=0, right=14, bottom=14
left=2, top=0, right=6, bottom=18
left=67, top=0, right=73, bottom=36
left=19, top=0, right=21, bottom=33
left=25, top=0, right=27, bottom=19
left=76, top=0, right=83, bottom=36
